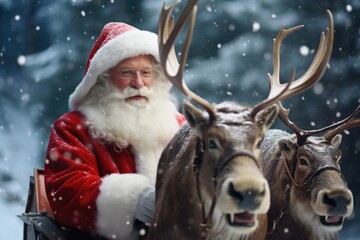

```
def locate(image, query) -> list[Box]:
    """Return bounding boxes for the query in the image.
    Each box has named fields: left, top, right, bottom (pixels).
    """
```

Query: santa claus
left=44, top=22, right=185, bottom=239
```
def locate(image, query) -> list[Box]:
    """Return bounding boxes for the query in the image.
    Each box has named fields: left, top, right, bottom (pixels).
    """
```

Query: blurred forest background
left=0, top=0, right=359, bottom=239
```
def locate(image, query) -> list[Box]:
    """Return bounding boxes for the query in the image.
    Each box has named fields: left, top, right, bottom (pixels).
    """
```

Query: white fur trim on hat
left=69, top=29, right=159, bottom=110
left=96, top=173, right=151, bottom=239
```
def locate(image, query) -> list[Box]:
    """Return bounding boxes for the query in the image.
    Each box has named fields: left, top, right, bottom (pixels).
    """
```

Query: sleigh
left=19, top=169, right=107, bottom=240
left=19, top=168, right=65, bottom=240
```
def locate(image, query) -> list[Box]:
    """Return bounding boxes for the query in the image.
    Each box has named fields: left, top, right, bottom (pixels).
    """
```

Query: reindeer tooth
left=230, top=213, right=234, bottom=223
left=325, top=216, right=329, bottom=222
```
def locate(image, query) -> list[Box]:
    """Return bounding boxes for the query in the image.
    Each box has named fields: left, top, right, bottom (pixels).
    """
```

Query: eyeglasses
left=117, top=68, right=154, bottom=80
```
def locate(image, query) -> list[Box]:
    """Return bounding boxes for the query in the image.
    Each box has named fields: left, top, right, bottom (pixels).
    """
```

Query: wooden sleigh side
left=19, top=169, right=111, bottom=240
left=19, top=168, right=66, bottom=240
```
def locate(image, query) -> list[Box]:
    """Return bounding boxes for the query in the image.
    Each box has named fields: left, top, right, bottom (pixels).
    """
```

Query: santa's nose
left=130, top=73, right=145, bottom=88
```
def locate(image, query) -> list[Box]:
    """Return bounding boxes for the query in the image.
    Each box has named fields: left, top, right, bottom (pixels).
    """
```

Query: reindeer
left=260, top=11, right=359, bottom=240
left=262, top=107, right=359, bottom=240
left=148, top=1, right=335, bottom=240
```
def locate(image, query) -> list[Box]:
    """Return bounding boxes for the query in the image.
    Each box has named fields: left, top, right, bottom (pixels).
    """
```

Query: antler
left=251, top=10, right=334, bottom=118
left=279, top=103, right=360, bottom=145
left=272, top=11, right=360, bottom=145
left=158, top=0, right=216, bottom=121
left=324, top=106, right=360, bottom=141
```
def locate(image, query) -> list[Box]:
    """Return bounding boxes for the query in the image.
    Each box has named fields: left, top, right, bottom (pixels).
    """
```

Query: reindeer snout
left=322, top=191, right=353, bottom=215
left=217, top=171, right=270, bottom=214
left=315, top=188, right=354, bottom=217
left=228, top=182, right=266, bottom=211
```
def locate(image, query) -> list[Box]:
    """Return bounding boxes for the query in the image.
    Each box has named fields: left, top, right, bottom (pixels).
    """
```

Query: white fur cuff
left=96, top=173, right=151, bottom=239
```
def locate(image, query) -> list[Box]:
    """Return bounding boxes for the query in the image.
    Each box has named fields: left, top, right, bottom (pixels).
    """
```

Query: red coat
left=44, top=111, right=185, bottom=239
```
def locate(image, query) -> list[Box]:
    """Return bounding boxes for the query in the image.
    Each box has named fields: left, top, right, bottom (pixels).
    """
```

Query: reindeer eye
left=299, top=157, right=309, bottom=166
left=208, top=139, right=218, bottom=149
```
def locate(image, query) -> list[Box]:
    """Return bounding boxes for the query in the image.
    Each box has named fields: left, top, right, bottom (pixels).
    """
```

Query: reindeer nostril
left=228, top=182, right=244, bottom=201
left=323, top=193, right=336, bottom=208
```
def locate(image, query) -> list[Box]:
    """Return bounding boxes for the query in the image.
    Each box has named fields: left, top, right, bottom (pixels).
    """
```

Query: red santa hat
left=68, top=22, right=160, bottom=110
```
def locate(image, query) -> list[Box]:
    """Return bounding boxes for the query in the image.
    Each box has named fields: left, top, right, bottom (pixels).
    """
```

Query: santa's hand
left=134, top=186, right=155, bottom=226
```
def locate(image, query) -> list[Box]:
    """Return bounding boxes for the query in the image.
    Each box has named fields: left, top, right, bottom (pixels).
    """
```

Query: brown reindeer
left=261, top=11, right=359, bottom=240
left=148, top=1, right=335, bottom=240
left=262, top=107, right=359, bottom=240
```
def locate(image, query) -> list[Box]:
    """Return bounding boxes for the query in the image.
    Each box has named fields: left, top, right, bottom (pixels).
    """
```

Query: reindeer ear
left=183, top=100, right=208, bottom=134
left=255, top=104, right=279, bottom=131
left=331, top=134, right=342, bottom=148
left=278, top=138, right=298, bottom=160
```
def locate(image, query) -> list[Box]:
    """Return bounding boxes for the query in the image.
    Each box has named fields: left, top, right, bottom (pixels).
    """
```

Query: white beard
left=78, top=80, right=180, bottom=184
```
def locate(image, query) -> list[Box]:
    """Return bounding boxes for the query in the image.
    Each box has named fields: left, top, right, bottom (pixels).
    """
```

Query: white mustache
left=105, top=86, right=153, bottom=102
left=124, top=87, right=151, bottom=98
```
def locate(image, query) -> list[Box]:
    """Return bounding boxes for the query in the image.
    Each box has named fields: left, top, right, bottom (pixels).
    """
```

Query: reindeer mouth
left=319, top=215, right=344, bottom=227
left=225, top=211, right=256, bottom=227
